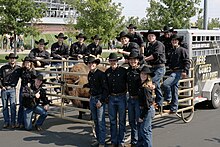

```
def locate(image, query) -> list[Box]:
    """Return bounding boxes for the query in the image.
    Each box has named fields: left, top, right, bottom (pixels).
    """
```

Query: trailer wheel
left=211, top=84, right=220, bottom=109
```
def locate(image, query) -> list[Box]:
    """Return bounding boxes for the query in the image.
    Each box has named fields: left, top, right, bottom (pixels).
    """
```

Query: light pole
left=203, top=0, right=208, bottom=30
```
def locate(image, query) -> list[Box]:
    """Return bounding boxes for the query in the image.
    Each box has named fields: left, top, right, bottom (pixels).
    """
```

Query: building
left=34, top=0, right=78, bottom=33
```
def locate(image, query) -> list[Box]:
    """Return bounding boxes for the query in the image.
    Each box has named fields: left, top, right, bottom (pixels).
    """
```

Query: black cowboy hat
left=55, top=33, right=68, bottom=40
left=76, top=33, right=87, bottom=40
left=34, top=74, right=47, bottom=83
left=128, top=51, right=143, bottom=60
left=22, top=56, right=33, bottom=62
left=91, top=34, right=102, bottom=40
left=140, top=66, right=155, bottom=77
left=162, top=26, right=174, bottom=33
left=35, top=39, right=49, bottom=45
left=171, top=34, right=182, bottom=42
left=143, top=29, right=161, bottom=39
left=127, top=24, right=137, bottom=29
left=5, top=53, right=19, bottom=60
left=108, top=53, right=122, bottom=61
left=83, top=55, right=100, bottom=65
left=116, top=31, right=131, bottom=41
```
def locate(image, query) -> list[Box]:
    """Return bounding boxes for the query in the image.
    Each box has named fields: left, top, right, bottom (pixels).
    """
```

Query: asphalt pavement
left=0, top=102, right=220, bottom=147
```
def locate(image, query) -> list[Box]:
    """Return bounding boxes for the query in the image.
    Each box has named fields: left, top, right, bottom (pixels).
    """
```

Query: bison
left=64, top=62, right=106, bottom=119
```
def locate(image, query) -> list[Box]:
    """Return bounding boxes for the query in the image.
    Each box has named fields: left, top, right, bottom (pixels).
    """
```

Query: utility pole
left=203, top=0, right=208, bottom=30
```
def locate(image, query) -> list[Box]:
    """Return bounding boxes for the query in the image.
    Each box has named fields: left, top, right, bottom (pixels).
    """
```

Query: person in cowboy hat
left=126, top=51, right=143, bottom=146
left=144, top=29, right=166, bottom=112
left=51, top=33, right=69, bottom=62
left=83, top=55, right=108, bottom=147
left=16, top=56, right=37, bottom=128
left=23, top=74, right=50, bottom=131
left=137, top=65, right=155, bottom=147
left=0, top=53, right=21, bottom=129
left=162, top=34, right=190, bottom=114
left=127, top=24, right=145, bottom=55
left=105, top=53, right=127, bottom=146
left=86, top=34, right=103, bottom=58
left=116, top=31, right=139, bottom=64
left=158, top=25, right=174, bottom=65
left=69, top=33, right=87, bottom=61
left=28, top=39, right=50, bottom=69
left=50, top=33, right=69, bottom=93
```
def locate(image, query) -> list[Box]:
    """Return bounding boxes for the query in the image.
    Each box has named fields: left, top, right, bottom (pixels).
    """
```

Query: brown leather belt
left=130, top=95, right=138, bottom=99
left=110, top=92, right=126, bottom=96
left=151, top=64, right=165, bottom=68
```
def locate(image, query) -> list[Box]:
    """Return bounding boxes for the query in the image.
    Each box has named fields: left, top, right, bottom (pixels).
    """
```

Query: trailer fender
left=202, top=79, right=220, bottom=100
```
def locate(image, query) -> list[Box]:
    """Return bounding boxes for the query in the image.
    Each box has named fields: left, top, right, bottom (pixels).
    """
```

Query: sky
left=112, top=0, right=220, bottom=22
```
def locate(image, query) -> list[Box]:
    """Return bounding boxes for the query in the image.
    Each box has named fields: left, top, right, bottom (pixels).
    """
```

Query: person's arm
left=182, top=48, right=190, bottom=78
left=63, top=44, right=69, bottom=59
left=51, top=44, right=62, bottom=59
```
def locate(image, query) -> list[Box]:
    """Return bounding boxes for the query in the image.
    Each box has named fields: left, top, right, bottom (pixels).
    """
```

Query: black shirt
left=69, top=42, right=87, bottom=60
left=22, top=81, right=49, bottom=108
left=144, top=40, right=166, bottom=65
left=0, top=64, right=21, bottom=87
left=51, top=42, right=69, bottom=59
left=169, top=46, right=190, bottom=73
left=86, top=42, right=102, bottom=57
left=128, top=32, right=145, bottom=47
left=20, top=67, right=36, bottom=87
left=28, top=48, right=50, bottom=67
left=105, top=66, right=127, bottom=94
left=87, top=69, right=108, bottom=102
left=127, top=66, right=141, bottom=96
left=122, top=42, right=140, bottom=59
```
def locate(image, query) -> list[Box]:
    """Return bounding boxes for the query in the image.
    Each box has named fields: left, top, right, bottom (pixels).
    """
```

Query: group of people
left=0, top=53, right=50, bottom=131
left=2, top=35, right=24, bottom=52
left=82, top=24, right=190, bottom=147
left=0, top=24, right=190, bottom=147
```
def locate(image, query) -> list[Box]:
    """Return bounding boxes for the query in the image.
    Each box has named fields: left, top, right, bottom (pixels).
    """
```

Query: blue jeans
left=23, top=105, right=48, bottom=130
left=162, top=71, right=182, bottom=112
left=151, top=66, right=166, bottom=107
left=17, top=87, right=24, bottom=125
left=90, top=96, right=106, bottom=145
left=1, top=88, right=16, bottom=125
left=108, top=94, right=126, bottom=144
left=138, top=106, right=155, bottom=147
left=128, top=97, right=140, bottom=145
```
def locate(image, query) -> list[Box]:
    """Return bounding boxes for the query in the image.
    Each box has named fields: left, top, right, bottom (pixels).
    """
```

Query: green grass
left=0, top=52, right=113, bottom=63
left=0, top=54, right=27, bottom=63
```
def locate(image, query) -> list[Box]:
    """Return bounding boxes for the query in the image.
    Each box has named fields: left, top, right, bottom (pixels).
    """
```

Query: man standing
left=127, top=24, right=145, bottom=54
left=105, top=53, right=127, bottom=147
left=86, top=34, right=102, bottom=58
left=144, top=30, right=166, bottom=110
left=28, top=39, right=50, bottom=68
left=51, top=32, right=69, bottom=65
left=163, top=34, right=190, bottom=113
left=69, top=33, right=87, bottom=61
left=116, top=31, right=139, bottom=63
left=0, top=53, right=21, bottom=128
left=83, top=55, right=108, bottom=147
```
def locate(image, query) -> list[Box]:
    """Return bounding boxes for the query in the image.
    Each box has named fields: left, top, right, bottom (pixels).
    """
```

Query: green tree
left=65, top=0, right=125, bottom=43
left=208, top=18, right=220, bottom=30
left=0, top=0, right=46, bottom=53
left=146, top=0, right=201, bottom=30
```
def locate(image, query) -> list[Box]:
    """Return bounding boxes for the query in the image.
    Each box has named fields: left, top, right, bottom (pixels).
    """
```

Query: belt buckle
left=5, top=86, right=12, bottom=90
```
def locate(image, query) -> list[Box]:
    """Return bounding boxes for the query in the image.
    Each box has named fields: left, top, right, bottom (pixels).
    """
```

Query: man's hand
left=36, top=61, right=41, bottom=67
left=78, top=54, right=83, bottom=59
left=182, top=72, right=187, bottom=79
left=96, top=100, right=102, bottom=109
left=44, top=104, right=49, bottom=111
left=1, top=87, right=6, bottom=90
left=138, top=118, right=143, bottom=123
left=35, top=91, right=40, bottom=99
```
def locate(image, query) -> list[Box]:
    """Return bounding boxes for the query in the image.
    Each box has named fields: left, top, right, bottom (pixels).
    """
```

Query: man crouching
left=22, top=74, right=50, bottom=131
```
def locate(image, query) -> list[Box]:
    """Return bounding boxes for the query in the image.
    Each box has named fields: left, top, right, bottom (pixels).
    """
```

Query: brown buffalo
left=64, top=62, right=107, bottom=119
